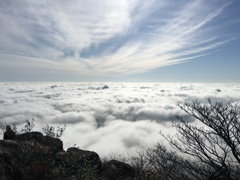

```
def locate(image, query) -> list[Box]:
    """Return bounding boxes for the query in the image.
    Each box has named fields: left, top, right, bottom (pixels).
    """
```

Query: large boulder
left=0, top=132, right=101, bottom=180
left=52, top=147, right=101, bottom=179
left=15, top=132, right=63, bottom=155
left=0, top=140, right=25, bottom=180
left=3, top=129, right=16, bottom=140
left=101, top=160, right=135, bottom=180
left=0, top=131, right=136, bottom=180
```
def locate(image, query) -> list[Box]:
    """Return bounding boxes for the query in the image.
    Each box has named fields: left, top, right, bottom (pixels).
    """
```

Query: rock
left=15, top=132, right=63, bottom=154
left=0, top=131, right=136, bottom=180
left=101, top=160, right=135, bottom=180
left=3, top=129, right=16, bottom=140
left=53, top=147, right=101, bottom=179
left=0, top=132, right=101, bottom=180
left=0, top=140, right=25, bottom=180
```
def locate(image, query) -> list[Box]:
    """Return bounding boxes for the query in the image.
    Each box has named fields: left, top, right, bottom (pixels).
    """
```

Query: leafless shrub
left=42, top=124, right=66, bottom=138
left=20, top=119, right=35, bottom=133
left=160, top=98, right=240, bottom=180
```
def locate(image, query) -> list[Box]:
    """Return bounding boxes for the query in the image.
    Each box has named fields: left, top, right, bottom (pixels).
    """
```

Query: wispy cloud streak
left=0, top=0, right=237, bottom=76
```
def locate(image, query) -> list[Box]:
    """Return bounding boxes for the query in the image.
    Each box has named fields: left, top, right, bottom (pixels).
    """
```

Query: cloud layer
left=0, top=82, right=239, bottom=157
left=0, top=0, right=237, bottom=76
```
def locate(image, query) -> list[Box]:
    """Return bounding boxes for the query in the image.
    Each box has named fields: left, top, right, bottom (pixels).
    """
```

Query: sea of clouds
left=0, top=82, right=239, bottom=157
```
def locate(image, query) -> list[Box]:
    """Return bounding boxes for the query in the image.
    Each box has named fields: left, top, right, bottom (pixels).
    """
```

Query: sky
left=1, top=82, right=239, bottom=157
left=0, top=0, right=240, bottom=82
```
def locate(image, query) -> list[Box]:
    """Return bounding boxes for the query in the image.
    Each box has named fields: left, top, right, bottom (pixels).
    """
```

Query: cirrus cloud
left=0, top=0, right=238, bottom=77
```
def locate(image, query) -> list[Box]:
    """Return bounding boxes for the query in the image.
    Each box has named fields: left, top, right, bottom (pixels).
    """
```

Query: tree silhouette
left=161, top=98, right=240, bottom=179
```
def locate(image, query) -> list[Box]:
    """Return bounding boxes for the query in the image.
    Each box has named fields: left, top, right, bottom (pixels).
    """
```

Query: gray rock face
left=101, top=160, right=135, bottom=180
left=0, top=132, right=136, bottom=180
left=0, top=132, right=101, bottom=180
left=3, top=129, right=16, bottom=140
left=0, top=140, right=25, bottom=180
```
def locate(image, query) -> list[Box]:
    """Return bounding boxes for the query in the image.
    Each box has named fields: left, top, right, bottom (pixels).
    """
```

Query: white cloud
left=0, top=82, right=240, bottom=157
left=0, top=0, right=237, bottom=76
left=0, top=0, right=132, bottom=57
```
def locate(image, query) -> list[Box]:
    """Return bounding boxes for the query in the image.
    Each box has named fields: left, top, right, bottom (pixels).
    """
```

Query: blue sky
left=0, top=0, right=240, bottom=82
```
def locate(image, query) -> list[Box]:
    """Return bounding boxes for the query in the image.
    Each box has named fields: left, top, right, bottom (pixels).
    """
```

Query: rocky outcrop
left=0, top=140, right=25, bottom=180
left=3, top=130, right=16, bottom=140
left=0, top=132, right=101, bottom=179
left=0, top=132, right=135, bottom=180
left=101, top=160, right=135, bottom=180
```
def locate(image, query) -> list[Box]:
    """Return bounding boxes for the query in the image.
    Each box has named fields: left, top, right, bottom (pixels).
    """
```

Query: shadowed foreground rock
left=0, top=132, right=135, bottom=180
left=101, top=160, right=135, bottom=180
